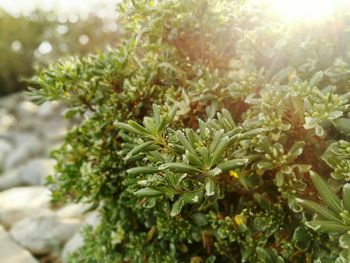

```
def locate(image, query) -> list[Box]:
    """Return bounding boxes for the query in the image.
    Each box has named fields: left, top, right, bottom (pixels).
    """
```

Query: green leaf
left=199, top=147, right=210, bottom=168
left=158, top=163, right=202, bottom=174
left=187, top=152, right=203, bottom=167
left=207, top=167, right=222, bottom=177
left=127, top=166, right=159, bottom=175
left=134, top=188, right=163, bottom=198
left=182, top=191, right=202, bottom=203
left=176, top=131, right=197, bottom=156
left=209, top=136, right=229, bottom=167
left=127, top=120, right=149, bottom=134
left=205, top=177, right=216, bottom=196
left=296, top=198, right=342, bottom=223
left=167, top=106, right=178, bottom=123
left=143, top=117, right=158, bottom=135
left=309, top=71, right=323, bottom=87
left=275, top=172, right=285, bottom=187
left=127, top=141, right=159, bottom=158
left=333, top=118, right=350, bottom=135
left=306, top=220, right=350, bottom=233
left=310, top=171, right=342, bottom=214
left=292, top=227, right=310, bottom=250
left=115, top=121, right=147, bottom=136
left=216, top=159, right=248, bottom=172
left=342, top=184, right=350, bottom=212
left=209, top=129, right=224, bottom=154
left=339, top=233, right=350, bottom=249
left=152, top=104, right=161, bottom=127
left=170, top=198, right=185, bottom=217
left=287, top=141, right=305, bottom=160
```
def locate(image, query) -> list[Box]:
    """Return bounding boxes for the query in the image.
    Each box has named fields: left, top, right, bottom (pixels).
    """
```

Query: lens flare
left=267, top=0, right=350, bottom=23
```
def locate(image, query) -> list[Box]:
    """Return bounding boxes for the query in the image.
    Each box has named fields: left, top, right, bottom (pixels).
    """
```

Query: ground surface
left=0, top=93, right=97, bottom=263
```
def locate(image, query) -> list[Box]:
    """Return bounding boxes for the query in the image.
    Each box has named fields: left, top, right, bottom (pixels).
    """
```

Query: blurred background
left=0, top=0, right=120, bottom=97
left=0, top=2, right=120, bottom=262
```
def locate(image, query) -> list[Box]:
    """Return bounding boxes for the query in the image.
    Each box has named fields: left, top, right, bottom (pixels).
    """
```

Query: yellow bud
left=229, top=170, right=239, bottom=178
left=233, top=214, right=246, bottom=226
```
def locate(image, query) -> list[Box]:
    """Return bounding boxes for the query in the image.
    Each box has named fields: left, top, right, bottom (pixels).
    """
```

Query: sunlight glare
left=270, top=0, right=341, bottom=23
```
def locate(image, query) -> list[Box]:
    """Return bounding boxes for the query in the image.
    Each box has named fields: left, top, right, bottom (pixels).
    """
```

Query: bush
left=30, top=1, right=350, bottom=262
left=0, top=9, right=120, bottom=97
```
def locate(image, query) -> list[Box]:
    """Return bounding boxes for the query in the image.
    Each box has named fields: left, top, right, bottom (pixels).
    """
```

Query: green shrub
left=0, top=9, right=120, bottom=97
left=30, top=0, right=350, bottom=262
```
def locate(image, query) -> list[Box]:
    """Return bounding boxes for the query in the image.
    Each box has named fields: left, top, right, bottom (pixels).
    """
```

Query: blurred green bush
left=0, top=9, right=120, bottom=97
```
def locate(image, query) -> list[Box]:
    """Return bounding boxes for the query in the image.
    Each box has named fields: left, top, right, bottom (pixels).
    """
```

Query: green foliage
left=30, top=0, right=350, bottom=262
left=0, top=9, right=119, bottom=97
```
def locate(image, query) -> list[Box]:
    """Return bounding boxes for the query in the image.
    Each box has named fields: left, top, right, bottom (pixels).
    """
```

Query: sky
left=0, top=0, right=119, bottom=18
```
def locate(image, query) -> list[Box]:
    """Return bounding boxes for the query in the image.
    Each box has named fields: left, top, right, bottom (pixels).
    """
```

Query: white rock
left=84, top=211, right=101, bottom=228
left=19, top=158, right=56, bottom=186
left=0, top=187, right=51, bottom=228
left=0, top=110, right=16, bottom=134
left=0, top=169, right=23, bottom=190
left=0, top=139, right=13, bottom=167
left=4, top=134, right=43, bottom=170
left=10, top=214, right=81, bottom=255
left=61, top=212, right=100, bottom=262
left=17, top=101, right=38, bottom=117
left=36, top=101, right=60, bottom=118
left=56, top=203, right=89, bottom=219
left=0, top=225, right=38, bottom=263
left=40, top=120, right=67, bottom=142
left=61, top=231, right=84, bottom=262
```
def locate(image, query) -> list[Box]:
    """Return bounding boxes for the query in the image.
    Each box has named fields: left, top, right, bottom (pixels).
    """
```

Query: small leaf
left=176, top=131, right=197, bottom=156
left=127, top=120, right=149, bottom=134
left=209, top=129, right=224, bottom=154
left=168, top=106, right=178, bottom=123
left=170, top=198, right=185, bottom=217
left=342, top=184, right=350, bottom=212
left=209, top=136, right=229, bottom=167
left=287, top=141, right=305, bottom=160
left=333, top=118, right=350, bottom=135
left=205, top=177, right=216, bottom=196
left=134, top=188, right=163, bottom=198
left=127, top=141, right=158, bottom=158
left=310, top=171, right=342, bottom=214
left=296, top=198, right=342, bottom=223
left=158, top=163, right=202, bottom=174
left=152, top=104, right=161, bottom=127
left=127, top=166, right=159, bottom=175
left=339, top=233, right=350, bottom=248
left=306, top=220, right=350, bottom=233
left=187, top=152, right=203, bottom=167
left=182, top=191, right=202, bottom=203
left=115, top=122, right=147, bottom=136
left=208, top=167, right=222, bottom=177
left=216, top=159, right=248, bottom=172
left=144, top=117, right=158, bottom=135
left=275, top=172, right=284, bottom=187
left=309, top=71, right=323, bottom=87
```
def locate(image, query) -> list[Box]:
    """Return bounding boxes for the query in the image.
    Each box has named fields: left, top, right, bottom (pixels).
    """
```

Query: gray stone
left=61, top=230, right=84, bottom=263
left=0, top=139, right=13, bottom=167
left=56, top=203, right=89, bottom=219
left=0, top=169, right=23, bottom=190
left=0, top=110, right=16, bottom=134
left=17, top=101, right=38, bottom=118
left=0, top=225, right=38, bottom=263
left=39, top=120, right=67, bottom=142
left=36, top=101, right=60, bottom=118
left=10, top=214, right=81, bottom=255
left=0, top=187, right=51, bottom=228
left=19, top=158, right=56, bottom=186
left=61, top=212, right=100, bottom=262
left=4, top=134, right=43, bottom=170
